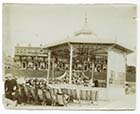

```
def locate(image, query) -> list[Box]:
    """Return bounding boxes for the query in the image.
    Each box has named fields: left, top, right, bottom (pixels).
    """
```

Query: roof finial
left=85, top=12, right=88, bottom=24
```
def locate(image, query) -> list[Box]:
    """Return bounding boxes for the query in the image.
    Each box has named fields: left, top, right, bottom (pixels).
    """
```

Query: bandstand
left=43, top=17, right=133, bottom=101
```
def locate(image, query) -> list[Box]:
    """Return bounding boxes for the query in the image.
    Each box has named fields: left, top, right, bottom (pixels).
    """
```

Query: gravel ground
left=4, top=93, right=135, bottom=111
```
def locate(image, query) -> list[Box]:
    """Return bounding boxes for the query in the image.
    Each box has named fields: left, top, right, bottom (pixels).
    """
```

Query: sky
left=3, top=4, right=136, bottom=66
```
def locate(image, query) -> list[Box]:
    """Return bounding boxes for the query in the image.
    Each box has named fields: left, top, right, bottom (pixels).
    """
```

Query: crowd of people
left=4, top=74, right=70, bottom=107
left=54, top=71, right=106, bottom=87
left=54, top=71, right=90, bottom=85
left=4, top=72, right=106, bottom=107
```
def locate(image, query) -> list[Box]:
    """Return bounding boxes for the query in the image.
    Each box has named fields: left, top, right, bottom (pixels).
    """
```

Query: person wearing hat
left=5, top=73, right=11, bottom=99
left=5, top=73, right=19, bottom=105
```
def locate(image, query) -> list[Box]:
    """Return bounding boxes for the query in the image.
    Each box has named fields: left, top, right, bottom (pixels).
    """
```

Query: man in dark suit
left=5, top=74, right=19, bottom=102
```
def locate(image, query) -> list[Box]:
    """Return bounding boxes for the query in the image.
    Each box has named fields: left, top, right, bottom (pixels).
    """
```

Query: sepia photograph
left=2, top=3, right=136, bottom=110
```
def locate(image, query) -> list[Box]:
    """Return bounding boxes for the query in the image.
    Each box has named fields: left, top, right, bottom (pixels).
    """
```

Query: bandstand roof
left=43, top=15, right=133, bottom=55
left=44, top=36, right=133, bottom=55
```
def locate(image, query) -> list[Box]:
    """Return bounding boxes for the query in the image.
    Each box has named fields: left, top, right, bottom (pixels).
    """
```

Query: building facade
left=14, top=45, right=48, bottom=70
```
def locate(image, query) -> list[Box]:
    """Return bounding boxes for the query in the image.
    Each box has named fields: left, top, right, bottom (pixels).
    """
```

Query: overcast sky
left=3, top=4, right=136, bottom=66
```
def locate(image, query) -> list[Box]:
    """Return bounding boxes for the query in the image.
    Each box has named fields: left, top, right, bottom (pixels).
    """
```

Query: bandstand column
left=47, top=51, right=51, bottom=84
left=91, top=60, right=95, bottom=84
left=69, top=44, right=73, bottom=84
left=107, top=49, right=110, bottom=88
left=124, top=53, right=127, bottom=88
left=52, top=57, right=55, bottom=83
